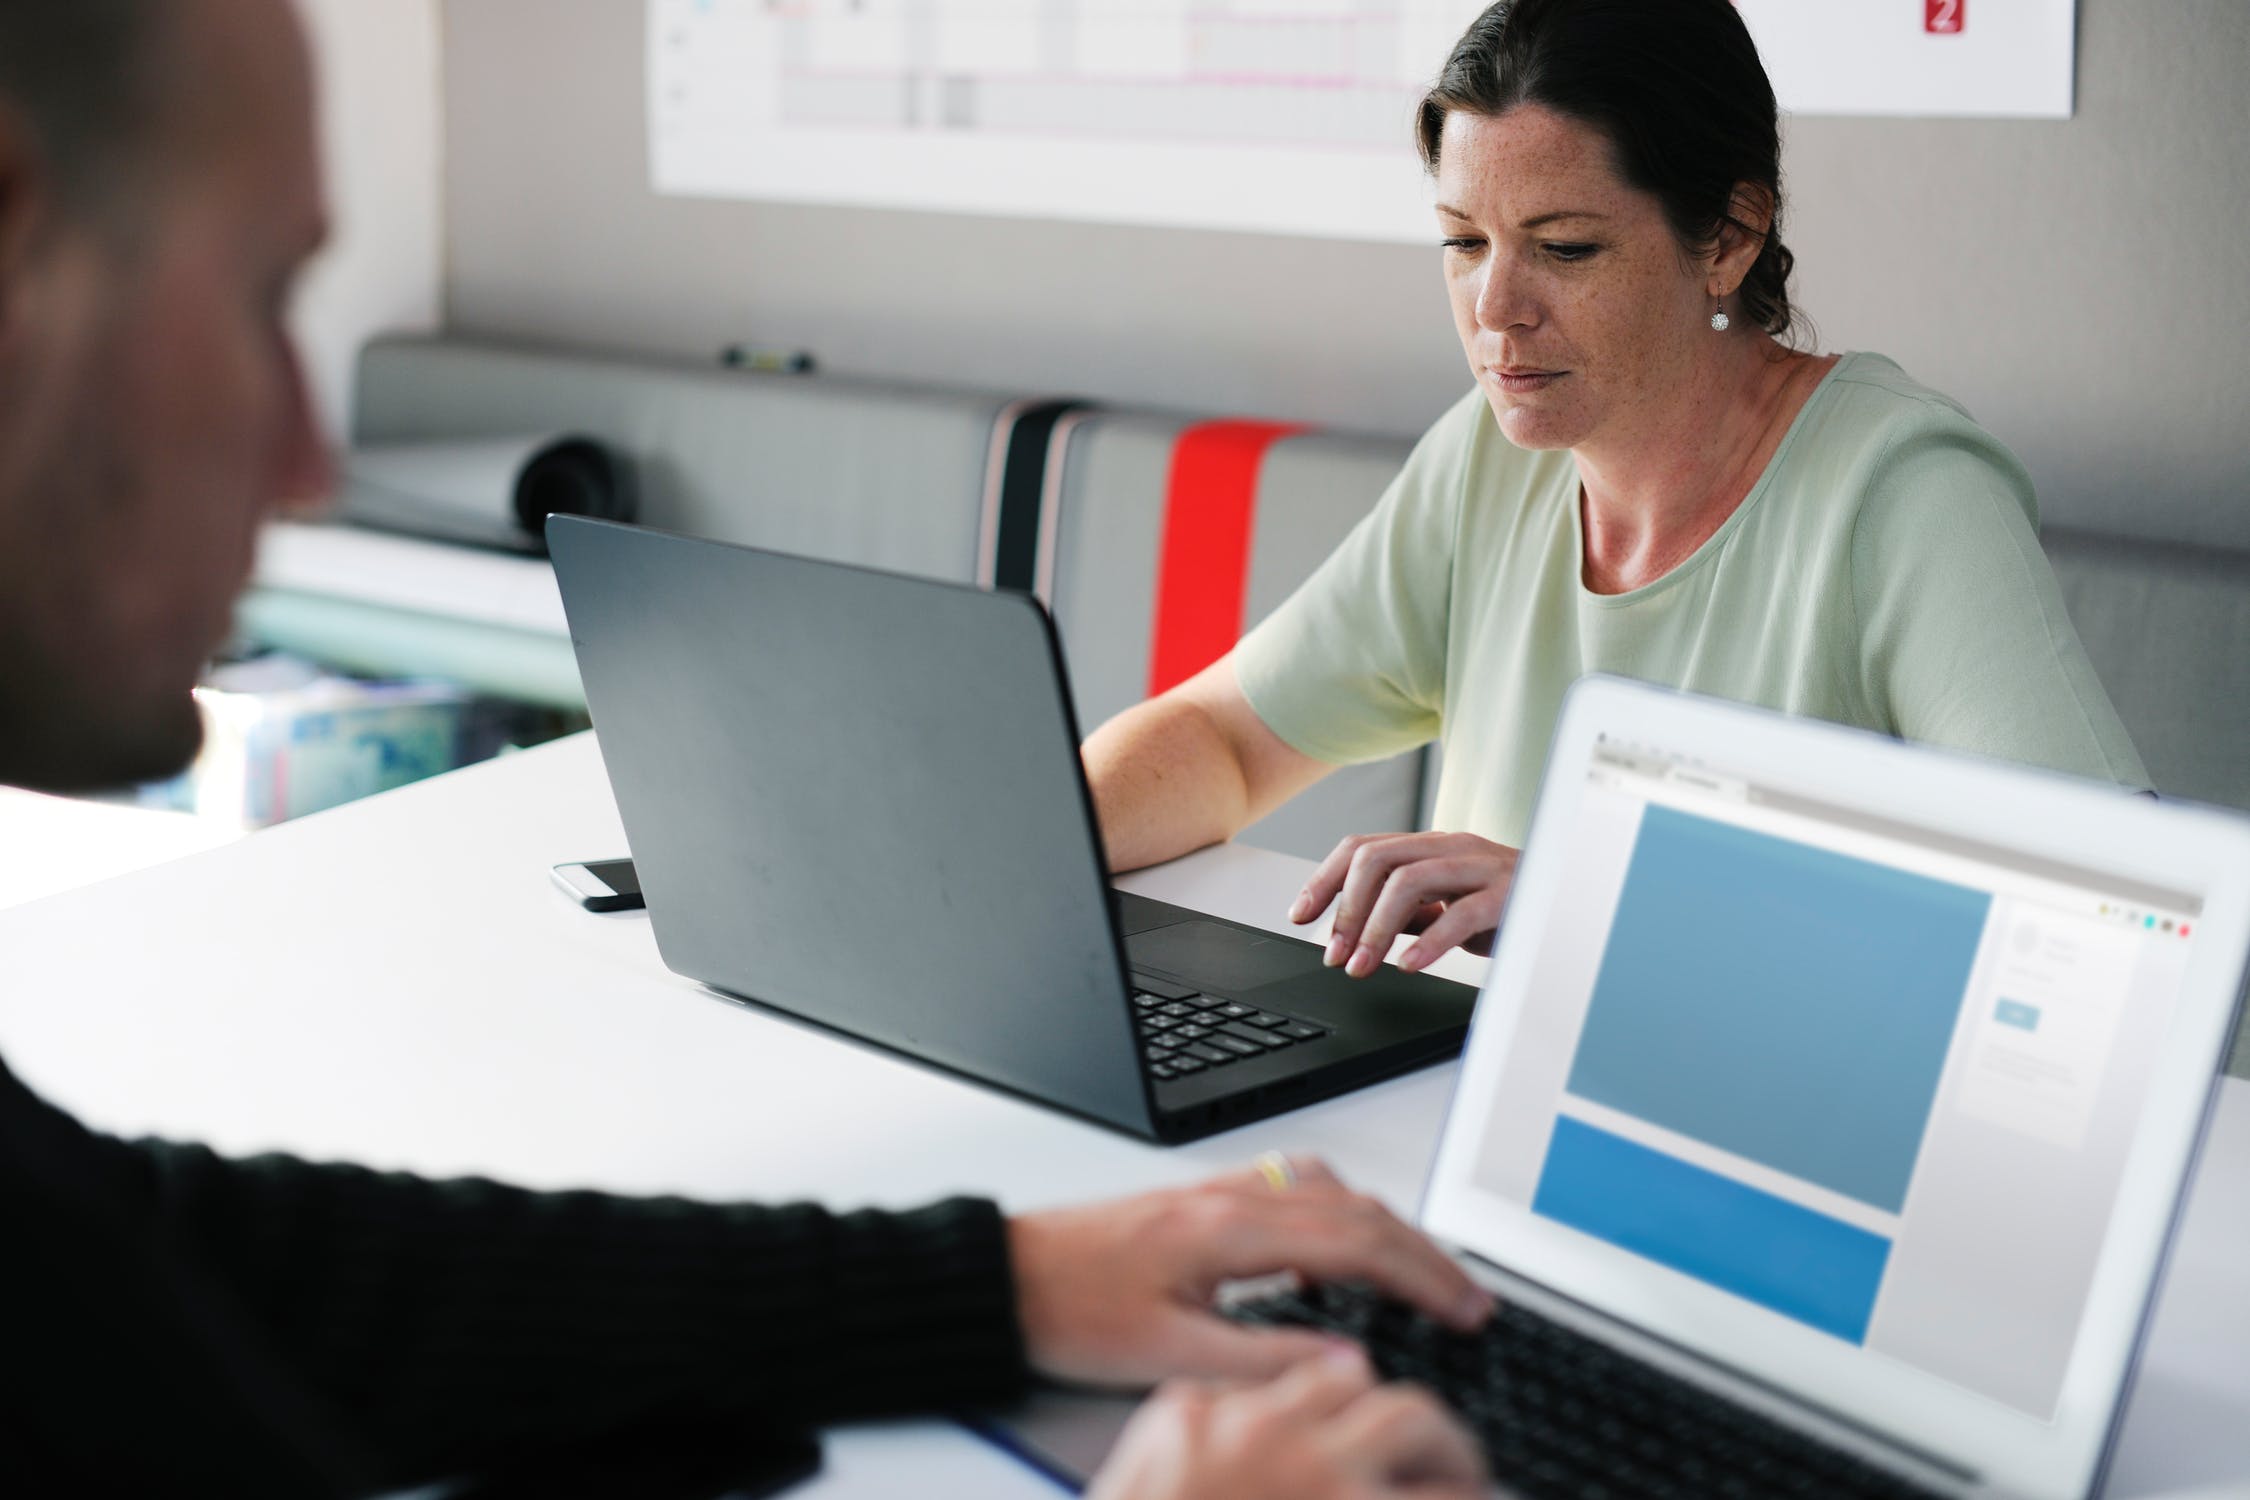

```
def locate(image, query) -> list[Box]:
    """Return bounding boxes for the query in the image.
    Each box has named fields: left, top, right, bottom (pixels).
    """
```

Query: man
left=0, top=2, right=1491, bottom=1495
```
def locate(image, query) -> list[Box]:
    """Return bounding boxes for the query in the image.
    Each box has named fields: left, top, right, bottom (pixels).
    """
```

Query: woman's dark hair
left=1416, top=0, right=1798, bottom=340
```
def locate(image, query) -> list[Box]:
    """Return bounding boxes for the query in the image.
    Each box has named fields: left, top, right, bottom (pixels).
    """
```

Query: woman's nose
left=1476, top=259, right=1535, bottom=334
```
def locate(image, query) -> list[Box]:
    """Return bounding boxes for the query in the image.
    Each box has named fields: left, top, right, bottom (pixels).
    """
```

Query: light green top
left=1234, top=352, right=2147, bottom=848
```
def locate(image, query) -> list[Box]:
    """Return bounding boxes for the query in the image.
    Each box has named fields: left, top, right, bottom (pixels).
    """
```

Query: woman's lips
left=1488, top=365, right=1566, bottom=394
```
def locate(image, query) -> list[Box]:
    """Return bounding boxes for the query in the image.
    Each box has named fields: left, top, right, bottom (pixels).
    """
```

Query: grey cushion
left=2043, top=525, right=2250, bottom=812
left=1040, top=411, right=1429, bottom=862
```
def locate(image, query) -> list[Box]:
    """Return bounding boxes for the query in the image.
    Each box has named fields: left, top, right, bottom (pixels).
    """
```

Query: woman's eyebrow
left=1432, top=205, right=1611, bottom=229
left=1519, top=209, right=1609, bottom=229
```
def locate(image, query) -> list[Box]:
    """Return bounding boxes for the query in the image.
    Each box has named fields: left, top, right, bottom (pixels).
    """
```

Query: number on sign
left=1926, top=0, right=1964, bottom=34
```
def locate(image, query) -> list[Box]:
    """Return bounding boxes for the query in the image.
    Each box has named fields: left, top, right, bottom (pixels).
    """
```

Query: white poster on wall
left=648, top=0, right=2076, bottom=244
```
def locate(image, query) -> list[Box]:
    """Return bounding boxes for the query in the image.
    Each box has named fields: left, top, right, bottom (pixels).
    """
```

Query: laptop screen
left=1457, top=734, right=2198, bottom=1423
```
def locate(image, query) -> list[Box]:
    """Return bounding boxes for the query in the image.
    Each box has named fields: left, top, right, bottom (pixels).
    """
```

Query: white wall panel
left=294, top=0, right=444, bottom=439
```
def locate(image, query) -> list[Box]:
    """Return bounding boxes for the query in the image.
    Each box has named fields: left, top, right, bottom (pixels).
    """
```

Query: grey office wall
left=442, top=0, right=2250, bottom=547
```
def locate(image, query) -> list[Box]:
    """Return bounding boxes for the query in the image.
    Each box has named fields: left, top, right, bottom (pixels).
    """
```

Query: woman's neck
left=1573, top=338, right=1836, bottom=595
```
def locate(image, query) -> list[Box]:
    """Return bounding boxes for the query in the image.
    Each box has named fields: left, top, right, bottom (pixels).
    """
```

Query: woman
left=1083, top=0, right=2143, bottom=980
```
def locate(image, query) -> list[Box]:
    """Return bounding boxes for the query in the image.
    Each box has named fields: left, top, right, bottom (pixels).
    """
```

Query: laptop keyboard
left=1129, top=973, right=1330, bottom=1083
left=1228, top=1284, right=1945, bottom=1500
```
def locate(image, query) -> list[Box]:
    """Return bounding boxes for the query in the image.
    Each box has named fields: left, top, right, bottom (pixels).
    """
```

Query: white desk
left=0, top=734, right=2241, bottom=1497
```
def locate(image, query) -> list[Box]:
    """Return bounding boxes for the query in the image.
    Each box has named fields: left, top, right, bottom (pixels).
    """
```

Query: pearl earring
left=1710, top=301, right=1731, bottom=333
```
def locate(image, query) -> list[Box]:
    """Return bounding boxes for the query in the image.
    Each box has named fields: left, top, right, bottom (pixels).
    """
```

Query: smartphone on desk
left=551, top=858, right=644, bottom=913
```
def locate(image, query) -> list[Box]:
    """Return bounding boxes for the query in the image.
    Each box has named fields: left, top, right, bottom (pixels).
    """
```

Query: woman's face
left=1435, top=104, right=1718, bottom=453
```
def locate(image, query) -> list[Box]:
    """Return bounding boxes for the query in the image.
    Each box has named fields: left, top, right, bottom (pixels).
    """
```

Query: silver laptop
left=998, top=676, right=2250, bottom=1497
left=1402, top=677, right=2247, bottom=1497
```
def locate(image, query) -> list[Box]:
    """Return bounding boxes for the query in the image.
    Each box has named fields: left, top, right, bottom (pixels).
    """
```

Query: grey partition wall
left=354, top=336, right=1012, bottom=583
left=443, top=0, right=2250, bottom=554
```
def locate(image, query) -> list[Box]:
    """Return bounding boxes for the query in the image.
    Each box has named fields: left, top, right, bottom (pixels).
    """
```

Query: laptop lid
left=547, top=516, right=1155, bottom=1137
left=1423, top=676, right=2250, bottom=1500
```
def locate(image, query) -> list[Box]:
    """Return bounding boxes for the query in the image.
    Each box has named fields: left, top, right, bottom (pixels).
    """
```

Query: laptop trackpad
left=1128, top=919, right=1321, bottom=993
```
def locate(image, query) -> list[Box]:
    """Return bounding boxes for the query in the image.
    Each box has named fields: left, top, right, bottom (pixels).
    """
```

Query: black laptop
left=548, top=516, right=1477, bottom=1142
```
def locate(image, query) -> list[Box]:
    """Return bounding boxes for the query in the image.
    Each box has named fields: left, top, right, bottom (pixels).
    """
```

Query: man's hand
left=1006, top=1159, right=1492, bottom=1387
left=1288, top=832, right=1521, bottom=976
left=1087, top=1348, right=1488, bottom=1500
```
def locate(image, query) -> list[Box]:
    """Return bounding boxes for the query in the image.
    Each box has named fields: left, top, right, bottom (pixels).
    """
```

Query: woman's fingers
left=1398, top=885, right=1510, bottom=973
left=1344, top=854, right=1505, bottom=976
left=1326, top=835, right=1467, bottom=961
left=1293, top=832, right=1522, bottom=976
left=1290, top=833, right=1383, bottom=927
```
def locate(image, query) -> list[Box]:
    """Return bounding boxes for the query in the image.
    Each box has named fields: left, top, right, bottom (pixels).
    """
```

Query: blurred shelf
left=242, top=522, right=583, bottom=709
left=254, top=520, right=566, bottom=634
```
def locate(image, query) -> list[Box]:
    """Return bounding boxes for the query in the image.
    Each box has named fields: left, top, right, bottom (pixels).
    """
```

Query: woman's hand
left=1288, top=832, right=1521, bottom=976
left=1087, top=1349, right=1488, bottom=1500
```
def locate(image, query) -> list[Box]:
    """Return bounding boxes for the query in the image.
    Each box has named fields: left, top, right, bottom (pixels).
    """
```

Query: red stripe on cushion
left=1147, top=420, right=1310, bottom=697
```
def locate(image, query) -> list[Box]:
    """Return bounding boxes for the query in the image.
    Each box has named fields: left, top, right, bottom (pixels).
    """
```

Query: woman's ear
left=1710, top=181, right=1775, bottom=296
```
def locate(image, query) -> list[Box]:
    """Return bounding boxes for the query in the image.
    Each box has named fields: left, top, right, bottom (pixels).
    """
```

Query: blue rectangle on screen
left=1534, top=1116, right=1892, bottom=1344
left=1567, top=804, right=1990, bottom=1213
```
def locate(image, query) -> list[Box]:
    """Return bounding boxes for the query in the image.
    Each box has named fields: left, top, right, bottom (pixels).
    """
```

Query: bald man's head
left=0, top=0, right=332, bottom=792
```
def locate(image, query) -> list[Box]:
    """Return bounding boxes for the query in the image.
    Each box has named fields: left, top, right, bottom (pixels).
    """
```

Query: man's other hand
left=1087, top=1348, right=1488, bottom=1500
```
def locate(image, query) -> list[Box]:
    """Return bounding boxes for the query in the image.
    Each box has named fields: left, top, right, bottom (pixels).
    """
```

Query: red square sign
left=1927, top=0, right=1965, bottom=34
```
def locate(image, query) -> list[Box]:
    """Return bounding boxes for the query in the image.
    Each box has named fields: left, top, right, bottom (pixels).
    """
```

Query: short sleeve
left=1230, top=392, right=1477, bottom=766
left=1851, top=418, right=2149, bottom=788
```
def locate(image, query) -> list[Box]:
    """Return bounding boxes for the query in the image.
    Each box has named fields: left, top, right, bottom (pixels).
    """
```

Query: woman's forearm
left=1083, top=661, right=1334, bottom=873
left=1083, top=693, right=1256, bottom=873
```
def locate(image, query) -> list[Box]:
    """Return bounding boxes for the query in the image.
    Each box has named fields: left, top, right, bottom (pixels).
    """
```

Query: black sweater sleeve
left=2, top=1056, right=1028, bottom=1493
